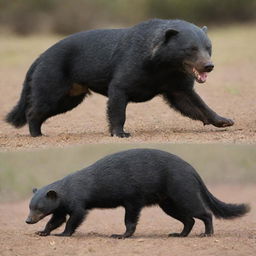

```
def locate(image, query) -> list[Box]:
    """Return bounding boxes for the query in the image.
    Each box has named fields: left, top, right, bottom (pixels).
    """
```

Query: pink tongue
left=199, top=72, right=207, bottom=82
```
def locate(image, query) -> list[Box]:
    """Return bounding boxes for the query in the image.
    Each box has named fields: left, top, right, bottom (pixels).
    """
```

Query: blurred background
left=0, top=144, right=256, bottom=202
left=0, top=0, right=255, bottom=35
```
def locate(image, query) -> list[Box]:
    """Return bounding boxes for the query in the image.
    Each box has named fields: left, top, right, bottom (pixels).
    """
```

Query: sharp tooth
left=193, top=68, right=201, bottom=80
left=192, top=67, right=202, bottom=81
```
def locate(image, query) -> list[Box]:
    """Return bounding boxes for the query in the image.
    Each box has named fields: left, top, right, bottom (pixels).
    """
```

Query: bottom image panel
left=0, top=144, right=255, bottom=256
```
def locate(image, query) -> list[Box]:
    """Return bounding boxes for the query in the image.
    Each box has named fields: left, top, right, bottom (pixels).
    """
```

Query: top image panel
left=0, top=11, right=255, bottom=150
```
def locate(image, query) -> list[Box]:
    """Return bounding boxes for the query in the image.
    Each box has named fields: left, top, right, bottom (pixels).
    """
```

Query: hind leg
left=195, top=212, right=213, bottom=237
left=159, top=200, right=195, bottom=237
left=26, top=111, right=46, bottom=137
left=111, top=203, right=141, bottom=239
left=164, top=192, right=214, bottom=237
left=27, top=82, right=87, bottom=137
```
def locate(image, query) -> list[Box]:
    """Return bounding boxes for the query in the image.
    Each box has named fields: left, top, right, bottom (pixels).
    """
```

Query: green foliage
left=0, top=0, right=255, bottom=35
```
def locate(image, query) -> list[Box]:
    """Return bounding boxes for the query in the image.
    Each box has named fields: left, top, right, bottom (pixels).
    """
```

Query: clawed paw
left=111, top=132, right=131, bottom=138
left=111, top=234, right=127, bottom=239
left=199, top=233, right=213, bottom=237
left=212, top=117, right=234, bottom=128
left=35, top=230, right=49, bottom=236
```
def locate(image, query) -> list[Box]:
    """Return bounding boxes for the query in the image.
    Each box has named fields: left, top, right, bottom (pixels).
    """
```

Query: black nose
left=204, top=64, right=214, bottom=72
left=26, top=218, right=32, bottom=224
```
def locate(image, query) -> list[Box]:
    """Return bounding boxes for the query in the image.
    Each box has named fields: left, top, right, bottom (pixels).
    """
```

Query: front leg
left=55, top=209, right=87, bottom=237
left=36, top=212, right=66, bottom=236
left=164, top=89, right=234, bottom=127
left=107, top=85, right=130, bottom=138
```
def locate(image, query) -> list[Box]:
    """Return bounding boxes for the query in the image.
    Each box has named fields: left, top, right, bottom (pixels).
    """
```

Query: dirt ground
left=0, top=184, right=255, bottom=256
left=0, top=25, right=255, bottom=256
left=0, top=25, right=256, bottom=150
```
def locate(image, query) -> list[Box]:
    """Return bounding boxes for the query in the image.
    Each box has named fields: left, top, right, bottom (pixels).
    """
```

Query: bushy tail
left=5, top=58, right=39, bottom=127
left=196, top=174, right=250, bottom=219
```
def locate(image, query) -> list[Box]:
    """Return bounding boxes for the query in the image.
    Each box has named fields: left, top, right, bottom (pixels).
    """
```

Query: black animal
left=6, top=19, right=234, bottom=138
left=26, top=149, right=249, bottom=238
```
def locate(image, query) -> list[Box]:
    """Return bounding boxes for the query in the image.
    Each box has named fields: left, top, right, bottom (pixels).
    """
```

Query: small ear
left=164, top=29, right=179, bottom=43
left=202, top=26, right=208, bottom=33
left=46, top=190, right=58, bottom=200
left=32, top=188, right=37, bottom=194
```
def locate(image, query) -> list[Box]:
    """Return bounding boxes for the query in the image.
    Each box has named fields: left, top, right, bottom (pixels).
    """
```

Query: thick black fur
left=26, top=149, right=249, bottom=238
left=6, top=19, right=234, bottom=137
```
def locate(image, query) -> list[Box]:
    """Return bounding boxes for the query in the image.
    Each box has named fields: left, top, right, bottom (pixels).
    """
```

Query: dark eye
left=206, top=46, right=211, bottom=52
left=182, top=46, right=198, bottom=57
left=37, top=204, right=45, bottom=212
left=206, top=46, right=212, bottom=55
left=36, top=208, right=43, bottom=213
left=190, top=46, right=198, bottom=51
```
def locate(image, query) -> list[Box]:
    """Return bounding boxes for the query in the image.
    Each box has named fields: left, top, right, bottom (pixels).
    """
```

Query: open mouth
left=192, top=67, right=208, bottom=84
left=183, top=63, right=209, bottom=84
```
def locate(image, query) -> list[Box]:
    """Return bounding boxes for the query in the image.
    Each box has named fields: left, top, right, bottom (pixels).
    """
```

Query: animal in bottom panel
left=26, top=148, right=249, bottom=238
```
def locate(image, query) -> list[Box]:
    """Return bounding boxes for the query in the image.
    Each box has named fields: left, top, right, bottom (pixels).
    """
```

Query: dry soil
left=0, top=185, right=255, bottom=256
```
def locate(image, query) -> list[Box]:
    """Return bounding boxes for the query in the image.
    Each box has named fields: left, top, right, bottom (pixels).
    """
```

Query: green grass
left=0, top=144, right=255, bottom=202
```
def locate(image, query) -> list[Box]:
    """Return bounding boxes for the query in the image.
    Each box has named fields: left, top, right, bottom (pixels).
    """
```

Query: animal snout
left=26, top=216, right=37, bottom=224
left=204, top=63, right=214, bottom=72
left=26, top=217, right=33, bottom=224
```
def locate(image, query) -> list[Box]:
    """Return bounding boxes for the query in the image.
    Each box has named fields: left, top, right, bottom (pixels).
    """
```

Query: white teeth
left=192, top=67, right=201, bottom=80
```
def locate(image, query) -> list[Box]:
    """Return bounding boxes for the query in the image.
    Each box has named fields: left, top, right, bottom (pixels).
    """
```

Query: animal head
left=151, top=20, right=214, bottom=84
left=26, top=188, right=60, bottom=224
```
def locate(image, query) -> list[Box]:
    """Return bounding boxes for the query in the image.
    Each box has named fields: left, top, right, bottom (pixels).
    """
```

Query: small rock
left=50, top=241, right=56, bottom=246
